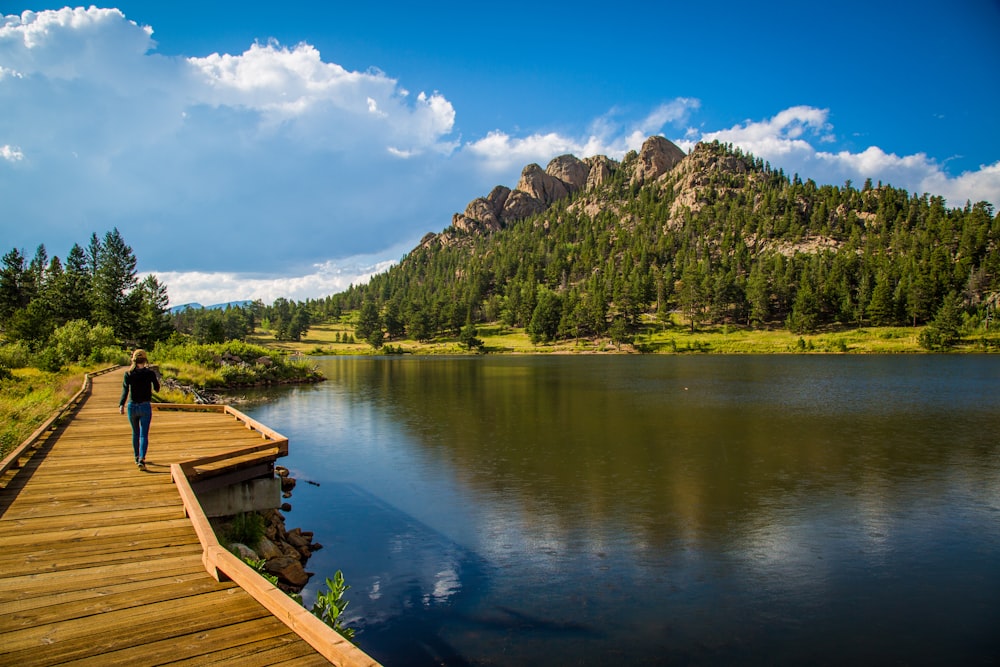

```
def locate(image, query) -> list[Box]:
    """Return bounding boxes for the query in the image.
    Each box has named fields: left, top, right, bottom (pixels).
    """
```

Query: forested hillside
left=323, top=139, right=999, bottom=348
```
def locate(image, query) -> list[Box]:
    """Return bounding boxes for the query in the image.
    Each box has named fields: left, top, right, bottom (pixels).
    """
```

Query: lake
left=243, top=355, right=1000, bottom=666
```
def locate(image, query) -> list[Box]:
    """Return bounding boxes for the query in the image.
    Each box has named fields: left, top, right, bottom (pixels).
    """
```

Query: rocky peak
left=630, top=136, right=686, bottom=185
left=516, top=163, right=571, bottom=206
left=545, top=154, right=590, bottom=193
left=446, top=135, right=689, bottom=238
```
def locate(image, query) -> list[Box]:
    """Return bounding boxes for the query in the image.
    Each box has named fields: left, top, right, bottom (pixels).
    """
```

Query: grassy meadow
left=252, top=314, right=1000, bottom=357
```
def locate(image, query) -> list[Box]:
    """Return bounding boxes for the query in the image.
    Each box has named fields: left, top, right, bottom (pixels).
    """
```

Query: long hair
left=130, top=349, right=148, bottom=372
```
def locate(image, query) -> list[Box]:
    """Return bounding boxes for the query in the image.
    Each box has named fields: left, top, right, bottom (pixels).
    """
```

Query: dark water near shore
left=243, top=355, right=1000, bottom=666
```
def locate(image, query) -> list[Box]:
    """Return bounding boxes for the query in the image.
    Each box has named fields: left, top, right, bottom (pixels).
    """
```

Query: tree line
left=0, top=228, right=173, bottom=368
left=317, top=141, right=999, bottom=349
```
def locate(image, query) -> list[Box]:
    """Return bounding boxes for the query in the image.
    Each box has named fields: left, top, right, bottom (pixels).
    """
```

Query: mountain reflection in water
left=245, top=355, right=1000, bottom=666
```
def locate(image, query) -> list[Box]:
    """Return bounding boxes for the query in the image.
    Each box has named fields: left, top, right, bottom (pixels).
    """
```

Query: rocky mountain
left=433, top=135, right=687, bottom=244
left=328, top=136, right=998, bottom=345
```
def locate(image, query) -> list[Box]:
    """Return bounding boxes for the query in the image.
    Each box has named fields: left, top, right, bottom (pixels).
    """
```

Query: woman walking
left=119, top=349, right=160, bottom=471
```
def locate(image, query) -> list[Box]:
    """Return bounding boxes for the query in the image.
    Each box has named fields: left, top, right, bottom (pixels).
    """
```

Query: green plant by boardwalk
left=312, top=570, right=356, bottom=642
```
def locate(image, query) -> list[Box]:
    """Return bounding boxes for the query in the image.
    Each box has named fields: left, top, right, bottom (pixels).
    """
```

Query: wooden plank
left=0, top=589, right=273, bottom=664
left=68, top=618, right=315, bottom=667
left=0, top=554, right=205, bottom=602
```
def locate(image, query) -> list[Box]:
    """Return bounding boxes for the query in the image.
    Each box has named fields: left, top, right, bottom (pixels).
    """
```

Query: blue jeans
left=128, top=402, right=153, bottom=461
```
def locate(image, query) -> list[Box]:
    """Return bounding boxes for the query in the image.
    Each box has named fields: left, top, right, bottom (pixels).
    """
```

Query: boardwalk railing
left=171, top=442, right=377, bottom=666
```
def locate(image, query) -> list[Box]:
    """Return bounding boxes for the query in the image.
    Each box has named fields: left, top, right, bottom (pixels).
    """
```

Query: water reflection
left=246, top=355, right=1000, bottom=665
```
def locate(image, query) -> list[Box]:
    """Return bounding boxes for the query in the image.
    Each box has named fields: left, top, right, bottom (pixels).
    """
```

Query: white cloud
left=1, top=144, right=23, bottom=161
left=156, top=247, right=405, bottom=307
left=0, top=7, right=462, bottom=275
left=466, top=98, right=703, bottom=173
left=698, top=106, right=1000, bottom=207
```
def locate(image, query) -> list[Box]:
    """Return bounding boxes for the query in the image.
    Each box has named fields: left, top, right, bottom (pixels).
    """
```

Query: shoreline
left=254, top=321, right=1000, bottom=357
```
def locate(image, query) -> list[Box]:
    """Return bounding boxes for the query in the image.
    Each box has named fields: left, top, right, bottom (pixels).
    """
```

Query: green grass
left=0, top=366, right=92, bottom=459
left=255, top=315, right=1000, bottom=356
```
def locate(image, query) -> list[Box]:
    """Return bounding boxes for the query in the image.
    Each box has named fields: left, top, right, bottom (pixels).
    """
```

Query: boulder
left=265, top=557, right=310, bottom=587
left=256, top=536, right=283, bottom=560
left=286, top=529, right=311, bottom=548
left=280, top=541, right=304, bottom=561
left=229, top=542, right=258, bottom=561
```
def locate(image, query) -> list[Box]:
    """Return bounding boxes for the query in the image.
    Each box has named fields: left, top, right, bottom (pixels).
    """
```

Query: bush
left=49, top=320, right=119, bottom=365
left=0, top=341, right=31, bottom=369
left=33, top=347, right=63, bottom=372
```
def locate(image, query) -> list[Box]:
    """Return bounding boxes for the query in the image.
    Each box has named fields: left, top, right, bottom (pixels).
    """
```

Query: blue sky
left=2, top=1, right=998, bottom=306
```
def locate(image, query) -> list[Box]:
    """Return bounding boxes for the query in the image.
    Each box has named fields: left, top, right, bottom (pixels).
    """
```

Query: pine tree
left=92, top=228, right=139, bottom=342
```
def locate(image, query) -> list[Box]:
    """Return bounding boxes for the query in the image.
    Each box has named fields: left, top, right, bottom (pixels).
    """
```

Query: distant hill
left=323, top=137, right=998, bottom=343
left=169, top=300, right=254, bottom=315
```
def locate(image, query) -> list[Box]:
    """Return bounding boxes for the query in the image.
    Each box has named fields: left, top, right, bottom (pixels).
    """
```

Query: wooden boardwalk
left=0, top=368, right=378, bottom=666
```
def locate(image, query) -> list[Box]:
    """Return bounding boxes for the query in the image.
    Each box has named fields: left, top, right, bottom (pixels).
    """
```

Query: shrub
left=33, top=347, right=63, bottom=372
left=0, top=341, right=31, bottom=369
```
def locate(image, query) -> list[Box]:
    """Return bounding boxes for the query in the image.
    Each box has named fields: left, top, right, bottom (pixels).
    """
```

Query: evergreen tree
left=135, top=274, right=173, bottom=347
left=92, top=228, right=139, bottom=342
left=0, top=248, right=27, bottom=321
left=355, top=300, right=383, bottom=348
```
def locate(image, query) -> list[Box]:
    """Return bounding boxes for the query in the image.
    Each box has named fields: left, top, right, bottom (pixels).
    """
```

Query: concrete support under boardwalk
left=199, top=477, right=280, bottom=518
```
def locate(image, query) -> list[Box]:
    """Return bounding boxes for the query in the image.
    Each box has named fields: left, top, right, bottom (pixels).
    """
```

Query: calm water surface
left=243, top=355, right=1000, bottom=666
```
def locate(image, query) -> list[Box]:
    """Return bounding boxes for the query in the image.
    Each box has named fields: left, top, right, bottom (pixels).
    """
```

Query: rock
left=516, top=163, right=570, bottom=206
left=546, top=154, right=589, bottom=193
left=502, top=189, right=546, bottom=221
left=281, top=502, right=292, bottom=512
left=280, top=541, right=304, bottom=561
left=485, top=185, right=511, bottom=212
left=585, top=155, right=616, bottom=190
left=229, top=542, right=258, bottom=561
left=280, top=476, right=296, bottom=493
left=275, top=466, right=290, bottom=478
left=256, top=536, right=283, bottom=560
left=286, top=529, right=310, bottom=548
left=254, top=356, right=273, bottom=367
left=631, top=136, right=686, bottom=185
left=265, top=557, right=310, bottom=587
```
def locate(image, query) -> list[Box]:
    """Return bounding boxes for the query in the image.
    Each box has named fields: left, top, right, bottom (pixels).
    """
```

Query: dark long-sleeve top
left=120, top=366, right=160, bottom=406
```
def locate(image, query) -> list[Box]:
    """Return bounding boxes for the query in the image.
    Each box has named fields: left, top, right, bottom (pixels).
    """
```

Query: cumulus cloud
left=155, top=247, right=405, bottom=306
left=697, top=106, right=1000, bottom=208
left=0, top=6, right=461, bottom=277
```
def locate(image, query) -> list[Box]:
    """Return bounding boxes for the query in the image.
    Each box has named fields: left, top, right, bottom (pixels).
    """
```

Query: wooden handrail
left=171, top=461, right=381, bottom=666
